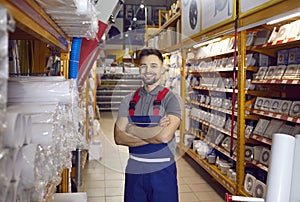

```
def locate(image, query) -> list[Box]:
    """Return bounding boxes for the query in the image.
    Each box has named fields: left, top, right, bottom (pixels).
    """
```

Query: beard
left=141, top=72, right=159, bottom=85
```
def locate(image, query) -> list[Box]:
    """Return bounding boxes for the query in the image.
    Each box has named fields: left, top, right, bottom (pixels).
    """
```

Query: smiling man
left=114, top=48, right=182, bottom=202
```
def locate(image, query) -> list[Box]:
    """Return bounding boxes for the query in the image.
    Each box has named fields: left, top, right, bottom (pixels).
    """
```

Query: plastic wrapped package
left=5, top=76, right=83, bottom=199
left=0, top=58, right=8, bottom=79
left=8, top=148, right=23, bottom=181
left=35, top=0, right=98, bottom=38
left=35, top=0, right=76, bottom=8
left=0, top=149, right=12, bottom=201
left=8, top=102, right=59, bottom=114
left=20, top=144, right=54, bottom=201
left=5, top=180, right=20, bottom=202
left=0, top=32, right=8, bottom=59
left=3, top=112, right=25, bottom=148
left=0, top=5, right=7, bottom=32
left=0, top=78, right=7, bottom=136
left=31, top=123, right=54, bottom=147
left=7, top=79, right=72, bottom=103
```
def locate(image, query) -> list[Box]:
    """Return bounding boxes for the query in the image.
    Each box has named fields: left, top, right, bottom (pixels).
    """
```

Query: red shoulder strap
left=129, top=88, right=141, bottom=116
left=153, top=87, right=169, bottom=116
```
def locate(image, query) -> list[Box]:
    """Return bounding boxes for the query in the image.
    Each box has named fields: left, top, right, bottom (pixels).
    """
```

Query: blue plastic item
left=69, top=37, right=82, bottom=79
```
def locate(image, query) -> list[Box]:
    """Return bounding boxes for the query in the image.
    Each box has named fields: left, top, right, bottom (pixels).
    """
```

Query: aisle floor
left=79, top=112, right=226, bottom=202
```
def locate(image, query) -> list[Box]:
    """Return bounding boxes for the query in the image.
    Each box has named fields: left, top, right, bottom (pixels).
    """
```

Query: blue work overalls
left=124, top=87, right=178, bottom=202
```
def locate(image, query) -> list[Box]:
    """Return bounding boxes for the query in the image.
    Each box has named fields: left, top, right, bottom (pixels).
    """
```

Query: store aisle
left=80, top=112, right=226, bottom=202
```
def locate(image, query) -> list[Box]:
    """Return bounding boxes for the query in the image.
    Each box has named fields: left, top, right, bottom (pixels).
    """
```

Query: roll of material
left=5, top=179, right=19, bottom=202
left=290, top=134, right=300, bottom=202
left=266, top=133, right=295, bottom=202
left=9, top=148, right=22, bottom=181
left=31, top=123, right=53, bottom=147
left=20, top=144, right=37, bottom=189
left=24, top=115, right=32, bottom=145
left=0, top=149, right=13, bottom=181
left=7, top=80, right=72, bottom=103
left=3, top=112, right=25, bottom=148
left=8, top=103, right=58, bottom=114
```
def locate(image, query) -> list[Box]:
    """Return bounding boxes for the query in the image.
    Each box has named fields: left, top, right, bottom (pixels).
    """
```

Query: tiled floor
left=79, top=112, right=226, bottom=202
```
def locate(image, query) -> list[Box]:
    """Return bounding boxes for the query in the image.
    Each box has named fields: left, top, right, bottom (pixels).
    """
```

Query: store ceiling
left=124, top=0, right=173, bottom=7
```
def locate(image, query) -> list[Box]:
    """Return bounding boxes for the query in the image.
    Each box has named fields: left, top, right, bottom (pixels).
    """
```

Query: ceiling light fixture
left=193, top=37, right=222, bottom=48
left=267, top=11, right=300, bottom=25
left=140, top=0, right=145, bottom=8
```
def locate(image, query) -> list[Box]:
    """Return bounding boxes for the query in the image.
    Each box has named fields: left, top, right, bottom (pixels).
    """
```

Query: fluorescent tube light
left=267, top=12, right=300, bottom=25
left=193, top=37, right=222, bottom=48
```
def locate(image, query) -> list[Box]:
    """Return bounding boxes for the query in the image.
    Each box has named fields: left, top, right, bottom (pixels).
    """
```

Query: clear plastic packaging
left=35, top=0, right=98, bottom=38
left=0, top=149, right=11, bottom=201
left=0, top=32, right=8, bottom=59
left=4, top=75, right=86, bottom=200
left=0, top=5, right=7, bottom=32
left=0, top=57, right=8, bottom=79
left=8, top=79, right=72, bottom=103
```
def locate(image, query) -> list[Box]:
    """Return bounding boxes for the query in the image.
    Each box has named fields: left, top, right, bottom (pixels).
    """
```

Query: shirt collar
left=140, top=85, right=165, bottom=96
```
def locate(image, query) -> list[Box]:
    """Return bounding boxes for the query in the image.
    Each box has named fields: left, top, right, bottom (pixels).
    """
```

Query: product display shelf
left=252, top=79, right=300, bottom=85
left=0, top=0, right=68, bottom=51
left=97, top=73, right=142, bottom=111
left=248, top=36, right=300, bottom=57
left=192, top=86, right=239, bottom=94
left=191, top=100, right=238, bottom=116
left=184, top=145, right=236, bottom=194
left=237, top=1, right=300, bottom=196
left=191, top=130, right=237, bottom=162
left=251, top=109, right=300, bottom=124
left=190, top=115, right=237, bottom=139
left=249, top=134, right=272, bottom=146
left=146, top=8, right=181, bottom=51
left=247, top=160, right=268, bottom=173
left=148, top=12, right=181, bottom=38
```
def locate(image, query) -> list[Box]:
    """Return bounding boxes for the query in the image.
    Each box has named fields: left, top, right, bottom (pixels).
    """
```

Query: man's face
left=139, top=55, right=163, bottom=85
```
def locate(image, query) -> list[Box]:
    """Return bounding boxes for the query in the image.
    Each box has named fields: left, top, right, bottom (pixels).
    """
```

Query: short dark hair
left=138, top=48, right=163, bottom=63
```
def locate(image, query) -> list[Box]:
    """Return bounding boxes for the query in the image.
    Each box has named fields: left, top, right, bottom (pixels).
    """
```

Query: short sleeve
left=117, top=93, right=133, bottom=118
left=165, top=91, right=182, bottom=119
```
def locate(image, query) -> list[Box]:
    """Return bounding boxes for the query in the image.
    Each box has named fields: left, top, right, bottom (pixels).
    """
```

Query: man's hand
left=159, top=115, right=170, bottom=127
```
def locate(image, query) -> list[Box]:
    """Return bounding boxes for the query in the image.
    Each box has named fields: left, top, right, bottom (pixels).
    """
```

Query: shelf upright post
left=180, top=48, right=187, bottom=156
left=236, top=30, right=247, bottom=195
left=60, top=40, right=71, bottom=79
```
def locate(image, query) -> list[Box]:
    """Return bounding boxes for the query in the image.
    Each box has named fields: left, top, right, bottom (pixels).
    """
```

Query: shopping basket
left=225, top=193, right=264, bottom=202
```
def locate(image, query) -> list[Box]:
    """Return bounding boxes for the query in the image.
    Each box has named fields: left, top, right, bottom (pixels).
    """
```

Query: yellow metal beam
left=180, top=48, right=187, bottom=156
left=236, top=30, right=246, bottom=195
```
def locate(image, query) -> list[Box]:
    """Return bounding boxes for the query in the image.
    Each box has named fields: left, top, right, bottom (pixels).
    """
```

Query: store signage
left=181, top=0, right=201, bottom=39
left=201, top=0, right=234, bottom=31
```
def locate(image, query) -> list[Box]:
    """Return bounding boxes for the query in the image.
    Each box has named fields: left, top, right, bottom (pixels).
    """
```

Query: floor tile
left=189, top=183, right=214, bottom=192
left=85, top=180, right=105, bottom=188
left=105, top=187, right=124, bottom=196
left=105, top=196, right=124, bottom=202
left=86, top=188, right=105, bottom=197
left=105, top=180, right=125, bottom=188
left=195, top=191, right=213, bottom=201
left=87, top=197, right=105, bottom=202
left=178, top=184, right=192, bottom=193
left=179, top=192, right=199, bottom=202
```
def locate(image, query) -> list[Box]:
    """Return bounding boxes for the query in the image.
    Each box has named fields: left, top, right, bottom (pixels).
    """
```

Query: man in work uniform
left=114, top=48, right=182, bottom=202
